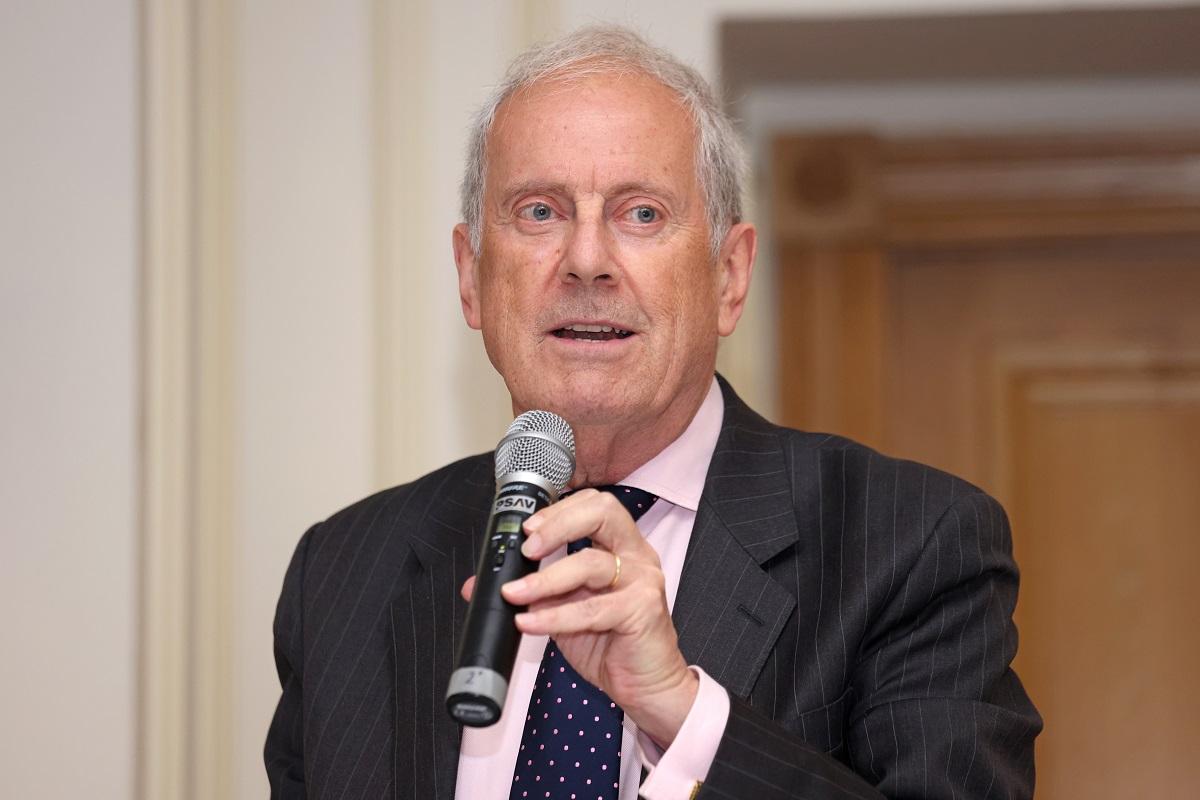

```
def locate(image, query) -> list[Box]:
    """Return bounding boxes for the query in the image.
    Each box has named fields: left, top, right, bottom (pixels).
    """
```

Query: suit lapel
left=391, top=456, right=493, bottom=798
left=674, top=378, right=799, bottom=699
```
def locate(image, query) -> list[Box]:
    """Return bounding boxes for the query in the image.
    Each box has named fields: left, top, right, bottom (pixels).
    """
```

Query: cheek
left=475, top=263, right=521, bottom=316
left=669, top=279, right=722, bottom=351
left=478, top=299, right=524, bottom=377
left=475, top=271, right=535, bottom=370
left=669, top=268, right=720, bottom=317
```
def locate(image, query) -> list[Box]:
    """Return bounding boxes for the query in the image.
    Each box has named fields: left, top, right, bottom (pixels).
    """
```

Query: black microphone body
left=447, top=480, right=550, bottom=726
left=446, top=411, right=575, bottom=727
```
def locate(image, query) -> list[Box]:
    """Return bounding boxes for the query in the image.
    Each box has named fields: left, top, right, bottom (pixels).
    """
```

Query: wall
left=234, top=2, right=376, bottom=789
left=0, top=1, right=138, bottom=797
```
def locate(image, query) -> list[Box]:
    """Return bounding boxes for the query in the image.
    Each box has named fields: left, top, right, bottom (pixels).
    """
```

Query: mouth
left=551, top=324, right=635, bottom=342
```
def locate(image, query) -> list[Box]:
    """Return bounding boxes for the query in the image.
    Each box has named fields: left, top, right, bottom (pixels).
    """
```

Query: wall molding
left=139, top=0, right=236, bottom=797
left=371, top=0, right=434, bottom=490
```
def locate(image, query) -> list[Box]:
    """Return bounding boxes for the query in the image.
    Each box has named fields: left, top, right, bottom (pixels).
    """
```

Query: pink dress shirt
left=456, top=377, right=731, bottom=799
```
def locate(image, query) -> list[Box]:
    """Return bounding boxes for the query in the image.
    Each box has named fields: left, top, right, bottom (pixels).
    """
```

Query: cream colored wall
left=234, top=3, right=375, bottom=790
left=237, top=0, right=374, bottom=535
left=3, top=1, right=1198, bottom=799
left=0, top=1, right=138, bottom=797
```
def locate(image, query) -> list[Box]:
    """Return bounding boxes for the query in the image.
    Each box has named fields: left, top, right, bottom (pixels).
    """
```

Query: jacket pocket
left=775, top=685, right=854, bottom=757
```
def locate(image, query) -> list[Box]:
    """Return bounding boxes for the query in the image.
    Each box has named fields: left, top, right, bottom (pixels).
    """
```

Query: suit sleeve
left=699, top=490, right=1041, bottom=799
left=264, top=523, right=317, bottom=799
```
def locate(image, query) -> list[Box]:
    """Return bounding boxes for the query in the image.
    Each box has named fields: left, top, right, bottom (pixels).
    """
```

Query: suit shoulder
left=325, top=452, right=491, bottom=524
left=773, top=423, right=995, bottom=517
left=298, top=452, right=494, bottom=565
left=715, top=377, right=992, bottom=517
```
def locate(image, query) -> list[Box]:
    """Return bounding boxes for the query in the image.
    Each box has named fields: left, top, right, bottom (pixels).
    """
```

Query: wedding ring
left=608, top=553, right=622, bottom=590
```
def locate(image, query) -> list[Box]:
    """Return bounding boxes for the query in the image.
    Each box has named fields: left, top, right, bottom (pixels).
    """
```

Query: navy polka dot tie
left=509, top=485, right=658, bottom=800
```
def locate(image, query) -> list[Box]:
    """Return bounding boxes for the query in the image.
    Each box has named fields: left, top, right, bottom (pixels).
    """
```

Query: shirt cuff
left=637, top=666, right=730, bottom=800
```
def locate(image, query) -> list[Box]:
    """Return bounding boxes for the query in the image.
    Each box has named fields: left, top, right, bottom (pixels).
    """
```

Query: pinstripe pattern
left=266, top=456, right=491, bottom=799
left=265, top=377, right=1039, bottom=798
left=689, top=382, right=1040, bottom=798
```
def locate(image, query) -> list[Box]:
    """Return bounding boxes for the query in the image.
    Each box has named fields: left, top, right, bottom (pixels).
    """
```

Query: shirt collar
left=618, top=376, right=724, bottom=512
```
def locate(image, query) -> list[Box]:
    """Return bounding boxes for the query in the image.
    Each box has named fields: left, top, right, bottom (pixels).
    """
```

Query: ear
left=453, top=223, right=483, bottom=330
left=715, top=222, right=757, bottom=337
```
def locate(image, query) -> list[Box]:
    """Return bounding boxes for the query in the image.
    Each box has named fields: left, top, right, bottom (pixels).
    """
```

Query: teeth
left=557, top=324, right=632, bottom=338
left=566, top=324, right=627, bottom=334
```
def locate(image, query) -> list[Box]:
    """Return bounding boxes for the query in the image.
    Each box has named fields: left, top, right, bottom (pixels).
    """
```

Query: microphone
left=446, top=410, right=576, bottom=727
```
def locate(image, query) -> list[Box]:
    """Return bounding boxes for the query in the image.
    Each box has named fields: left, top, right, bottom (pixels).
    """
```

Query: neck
left=563, top=380, right=710, bottom=489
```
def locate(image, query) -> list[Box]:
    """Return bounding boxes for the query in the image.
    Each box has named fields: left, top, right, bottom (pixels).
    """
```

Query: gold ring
left=608, top=553, right=622, bottom=590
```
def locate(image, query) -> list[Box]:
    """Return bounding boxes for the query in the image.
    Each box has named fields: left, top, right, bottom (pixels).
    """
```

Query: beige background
left=3, top=0, right=1199, bottom=798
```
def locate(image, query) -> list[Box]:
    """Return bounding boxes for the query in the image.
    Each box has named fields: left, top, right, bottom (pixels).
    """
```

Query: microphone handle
left=446, top=479, right=551, bottom=726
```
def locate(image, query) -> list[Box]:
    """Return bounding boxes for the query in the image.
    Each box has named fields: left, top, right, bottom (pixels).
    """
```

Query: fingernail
left=503, top=578, right=526, bottom=595
left=524, top=514, right=543, bottom=532
left=521, top=534, right=541, bottom=556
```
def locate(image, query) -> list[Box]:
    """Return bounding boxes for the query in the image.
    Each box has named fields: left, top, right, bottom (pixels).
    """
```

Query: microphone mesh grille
left=495, top=410, right=576, bottom=493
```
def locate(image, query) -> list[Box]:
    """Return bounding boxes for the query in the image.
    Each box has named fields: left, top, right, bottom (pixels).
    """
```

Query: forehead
left=484, top=72, right=699, bottom=198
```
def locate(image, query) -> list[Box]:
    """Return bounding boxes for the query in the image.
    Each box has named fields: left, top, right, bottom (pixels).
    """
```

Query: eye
left=519, top=203, right=555, bottom=222
left=629, top=206, right=658, bottom=224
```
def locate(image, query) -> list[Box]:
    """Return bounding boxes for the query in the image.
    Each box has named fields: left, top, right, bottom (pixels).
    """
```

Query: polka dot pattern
left=510, top=645, right=622, bottom=800
left=508, top=486, right=657, bottom=800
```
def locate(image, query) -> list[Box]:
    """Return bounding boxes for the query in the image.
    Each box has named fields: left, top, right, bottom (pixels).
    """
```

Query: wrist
left=628, top=665, right=700, bottom=749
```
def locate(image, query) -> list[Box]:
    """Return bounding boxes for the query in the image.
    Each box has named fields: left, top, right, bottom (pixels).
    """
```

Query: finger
left=522, top=489, right=642, bottom=558
left=518, top=488, right=599, bottom=557
left=502, top=547, right=620, bottom=604
left=514, top=591, right=624, bottom=637
left=460, top=575, right=476, bottom=601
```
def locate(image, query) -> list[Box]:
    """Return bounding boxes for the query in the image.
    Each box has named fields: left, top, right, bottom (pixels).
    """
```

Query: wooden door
left=773, top=132, right=1200, bottom=799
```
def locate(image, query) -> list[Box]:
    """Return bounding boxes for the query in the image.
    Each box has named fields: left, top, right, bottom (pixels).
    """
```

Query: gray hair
left=459, top=24, right=746, bottom=259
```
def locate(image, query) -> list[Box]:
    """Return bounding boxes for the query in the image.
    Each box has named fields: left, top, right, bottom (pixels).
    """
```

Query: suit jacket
left=266, top=377, right=1040, bottom=799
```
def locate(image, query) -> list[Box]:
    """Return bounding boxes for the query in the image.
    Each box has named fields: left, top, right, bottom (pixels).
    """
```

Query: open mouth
left=552, top=324, right=634, bottom=342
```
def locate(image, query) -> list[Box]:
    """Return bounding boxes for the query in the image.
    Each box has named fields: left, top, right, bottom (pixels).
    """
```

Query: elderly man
left=266, top=25, right=1040, bottom=800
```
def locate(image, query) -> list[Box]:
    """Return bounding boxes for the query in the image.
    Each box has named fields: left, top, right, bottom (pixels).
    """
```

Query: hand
left=459, top=488, right=698, bottom=747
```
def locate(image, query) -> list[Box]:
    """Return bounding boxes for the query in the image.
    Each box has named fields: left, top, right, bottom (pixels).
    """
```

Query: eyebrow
left=497, top=181, right=572, bottom=209
left=496, top=180, right=684, bottom=211
left=607, top=181, right=684, bottom=208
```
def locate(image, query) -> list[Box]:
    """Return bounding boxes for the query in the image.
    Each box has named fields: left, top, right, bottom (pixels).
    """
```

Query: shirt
left=456, top=377, right=731, bottom=800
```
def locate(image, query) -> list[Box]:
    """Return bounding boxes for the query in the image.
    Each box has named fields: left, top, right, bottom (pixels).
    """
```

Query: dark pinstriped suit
left=266, top=377, right=1040, bottom=798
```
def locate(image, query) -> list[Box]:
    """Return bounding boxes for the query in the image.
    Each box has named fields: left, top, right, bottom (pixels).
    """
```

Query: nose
left=558, top=208, right=619, bottom=286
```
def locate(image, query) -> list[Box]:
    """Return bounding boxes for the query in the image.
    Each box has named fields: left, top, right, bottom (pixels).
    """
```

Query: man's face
left=454, top=72, right=753, bottom=433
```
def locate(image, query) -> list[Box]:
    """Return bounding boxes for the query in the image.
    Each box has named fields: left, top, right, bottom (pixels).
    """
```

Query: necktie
left=509, top=485, right=658, bottom=800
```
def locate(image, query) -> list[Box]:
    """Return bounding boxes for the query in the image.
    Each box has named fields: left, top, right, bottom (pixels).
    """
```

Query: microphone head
left=495, top=410, right=576, bottom=494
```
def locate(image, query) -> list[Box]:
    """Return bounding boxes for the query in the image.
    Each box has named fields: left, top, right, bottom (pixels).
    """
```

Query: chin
left=514, top=375, right=641, bottom=428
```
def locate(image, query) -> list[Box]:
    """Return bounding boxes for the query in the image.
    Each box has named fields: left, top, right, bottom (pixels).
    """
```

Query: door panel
left=774, top=132, right=1200, bottom=798
left=1013, top=367, right=1200, bottom=798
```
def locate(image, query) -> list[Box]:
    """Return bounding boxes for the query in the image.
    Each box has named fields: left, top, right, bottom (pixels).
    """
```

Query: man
left=266, top=25, right=1040, bottom=799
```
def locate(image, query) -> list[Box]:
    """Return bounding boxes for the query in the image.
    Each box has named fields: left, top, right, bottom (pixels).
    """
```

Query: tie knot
left=593, top=484, right=658, bottom=522
left=563, top=485, right=658, bottom=554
